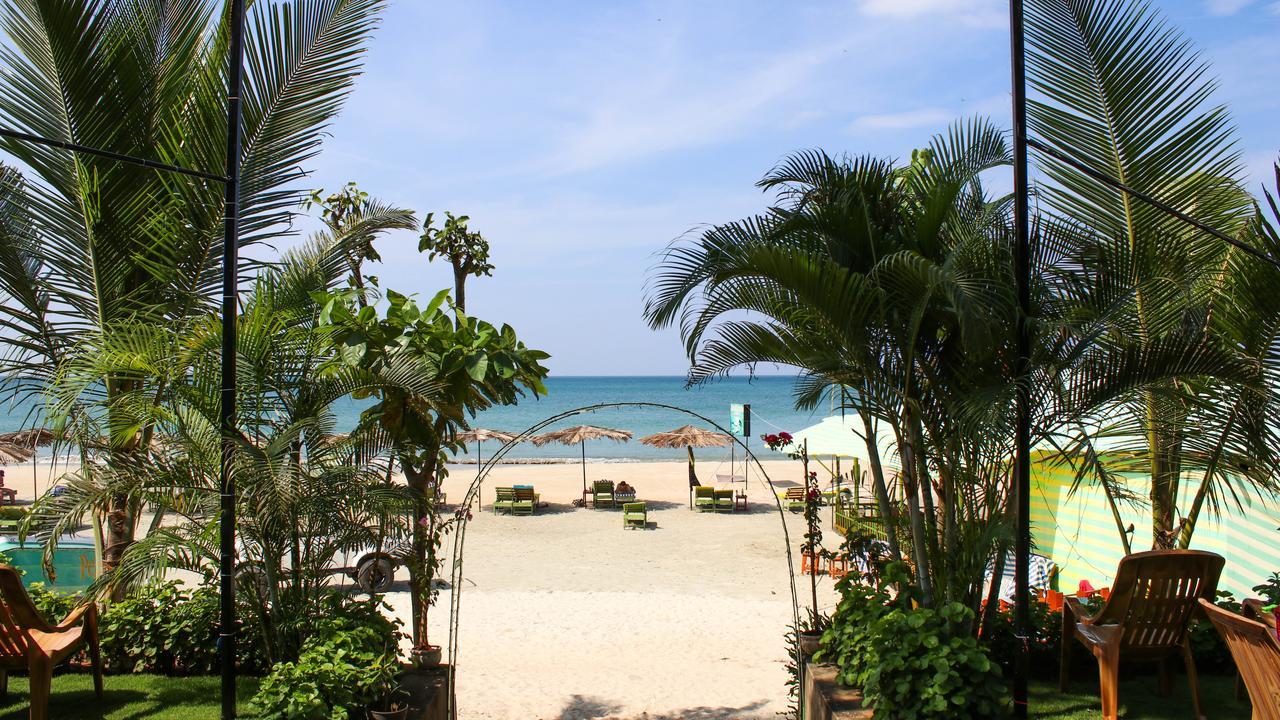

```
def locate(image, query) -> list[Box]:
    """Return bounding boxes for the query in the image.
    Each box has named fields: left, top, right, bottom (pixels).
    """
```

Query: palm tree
left=646, top=119, right=1021, bottom=612
left=1025, top=0, right=1280, bottom=547
left=0, top=0, right=391, bottom=572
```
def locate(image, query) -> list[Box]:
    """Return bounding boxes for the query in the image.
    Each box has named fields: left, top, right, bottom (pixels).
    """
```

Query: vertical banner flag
left=730, top=404, right=751, bottom=437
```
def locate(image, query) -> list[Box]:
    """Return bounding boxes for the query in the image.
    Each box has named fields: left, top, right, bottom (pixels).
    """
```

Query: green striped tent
left=1031, top=453, right=1278, bottom=598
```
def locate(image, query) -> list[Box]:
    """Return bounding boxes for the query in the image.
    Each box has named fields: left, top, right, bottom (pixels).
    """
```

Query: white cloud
left=850, top=107, right=955, bottom=131
left=1203, top=0, right=1256, bottom=15
left=849, top=92, right=1010, bottom=134
left=856, top=0, right=1006, bottom=28
left=537, top=44, right=844, bottom=176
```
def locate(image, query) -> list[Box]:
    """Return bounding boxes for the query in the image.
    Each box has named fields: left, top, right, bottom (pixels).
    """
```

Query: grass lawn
left=0, top=671, right=1252, bottom=719
left=0, top=674, right=260, bottom=719
left=1031, top=674, right=1250, bottom=719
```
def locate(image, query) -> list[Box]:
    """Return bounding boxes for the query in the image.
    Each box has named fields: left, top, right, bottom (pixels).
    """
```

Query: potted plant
left=368, top=662, right=411, bottom=720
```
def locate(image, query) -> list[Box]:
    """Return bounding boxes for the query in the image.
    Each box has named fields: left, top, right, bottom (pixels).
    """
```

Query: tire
left=356, top=555, right=395, bottom=594
left=235, top=562, right=269, bottom=598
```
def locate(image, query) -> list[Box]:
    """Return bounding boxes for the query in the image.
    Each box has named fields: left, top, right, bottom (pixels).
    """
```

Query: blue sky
left=303, top=0, right=1280, bottom=376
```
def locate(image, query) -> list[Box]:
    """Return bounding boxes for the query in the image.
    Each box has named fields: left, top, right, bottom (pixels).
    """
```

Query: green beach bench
left=512, top=487, right=537, bottom=515
left=493, top=487, right=516, bottom=514
left=593, top=480, right=615, bottom=509
left=622, top=502, right=647, bottom=529
left=693, top=486, right=715, bottom=512
left=713, top=488, right=735, bottom=513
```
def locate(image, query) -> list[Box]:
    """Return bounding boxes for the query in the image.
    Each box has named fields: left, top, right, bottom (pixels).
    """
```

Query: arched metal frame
left=442, top=402, right=804, bottom=715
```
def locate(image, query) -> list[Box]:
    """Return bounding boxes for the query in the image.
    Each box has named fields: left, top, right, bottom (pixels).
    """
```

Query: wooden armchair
left=1199, top=598, right=1280, bottom=718
left=0, top=566, right=102, bottom=720
left=1059, top=549, right=1224, bottom=720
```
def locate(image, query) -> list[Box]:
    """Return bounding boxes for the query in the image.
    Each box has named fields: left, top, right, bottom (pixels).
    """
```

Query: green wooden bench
left=693, top=486, right=715, bottom=512
left=493, top=487, right=516, bottom=514
left=622, top=502, right=647, bottom=529
left=713, top=489, right=735, bottom=513
left=592, top=480, right=615, bottom=509
left=512, top=487, right=536, bottom=515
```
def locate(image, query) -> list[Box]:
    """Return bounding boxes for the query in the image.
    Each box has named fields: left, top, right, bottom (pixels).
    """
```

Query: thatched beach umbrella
left=639, top=425, right=732, bottom=508
left=0, top=429, right=54, bottom=449
left=0, top=429, right=54, bottom=496
left=0, top=441, right=34, bottom=465
left=458, top=428, right=519, bottom=511
left=532, top=425, right=632, bottom=496
left=457, top=428, right=518, bottom=468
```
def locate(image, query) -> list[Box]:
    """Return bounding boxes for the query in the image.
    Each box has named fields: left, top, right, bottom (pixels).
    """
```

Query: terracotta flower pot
left=413, top=645, right=443, bottom=667
left=798, top=630, right=823, bottom=658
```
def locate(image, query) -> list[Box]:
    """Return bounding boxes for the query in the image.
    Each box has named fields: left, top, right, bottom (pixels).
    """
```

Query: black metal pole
left=220, top=1, right=247, bottom=718
left=1009, top=0, right=1032, bottom=716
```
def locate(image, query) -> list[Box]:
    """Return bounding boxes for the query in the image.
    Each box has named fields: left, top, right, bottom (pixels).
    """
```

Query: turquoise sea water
left=0, top=376, right=827, bottom=462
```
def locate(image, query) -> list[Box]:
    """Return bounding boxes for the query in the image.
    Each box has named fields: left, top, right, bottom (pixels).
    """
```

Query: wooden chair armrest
left=52, top=601, right=98, bottom=632
left=1063, top=596, right=1099, bottom=625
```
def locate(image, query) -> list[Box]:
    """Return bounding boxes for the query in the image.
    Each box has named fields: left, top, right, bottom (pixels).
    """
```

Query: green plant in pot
left=368, top=661, right=411, bottom=720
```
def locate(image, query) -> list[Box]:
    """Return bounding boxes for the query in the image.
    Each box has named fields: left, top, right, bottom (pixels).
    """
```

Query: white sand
left=4, top=457, right=848, bottom=719
left=394, top=460, right=843, bottom=720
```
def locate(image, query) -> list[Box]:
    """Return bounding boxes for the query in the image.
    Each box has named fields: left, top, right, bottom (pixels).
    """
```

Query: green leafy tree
left=29, top=225, right=421, bottom=663
left=0, top=0, right=390, bottom=576
left=317, top=288, right=548, bottom=653
left=418, top=211, right=494, bottom=312
left=306, top=182, right=416, bottom=303
left=1025, top=0, right=1280, bottom=548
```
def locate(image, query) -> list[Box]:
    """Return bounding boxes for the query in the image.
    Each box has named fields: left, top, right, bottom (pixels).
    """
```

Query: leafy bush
left=858, top=602, right=1008, bottom=719
left=1187, top=589, right=1241, bottom=674
left=815, top=562, right=914, bottom=680
left=981, top=597, right=1060, bottom=677
left=98, top=582, right=221, bottom=675
left=817, top=563, right=1006, bottom=719
left=0, top=506, right=28, bottom=521
left=27, top=582, right=80, bottom=620
left=251, top=612, right=402, bottom=720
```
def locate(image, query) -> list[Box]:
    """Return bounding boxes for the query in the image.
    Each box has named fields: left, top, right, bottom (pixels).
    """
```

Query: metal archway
left=443, top=402, right=804, bottom=717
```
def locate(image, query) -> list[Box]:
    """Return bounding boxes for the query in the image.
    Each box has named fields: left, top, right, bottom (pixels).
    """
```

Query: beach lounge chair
left=512, top=487, right=536, bottom=515
left=592, top=480, right=615, bottom=509
left=493, top=487, right=516, bottom=514
left=1059, top=549, right=1224, bottom=720
left=783, top=487, right=807, bottom=512
left=0, top=566, right=102, bottom=720
left=713, top=489, right=734, bottom=513
left=693, top=486, right=715, bottom=512
left=1199, top=598, right=1280, bottom=718
left=622, top=502, right=647, bottom=529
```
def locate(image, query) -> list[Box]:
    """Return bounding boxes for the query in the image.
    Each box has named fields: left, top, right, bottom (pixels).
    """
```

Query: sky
left=301, top=0, right=1280, bottom=376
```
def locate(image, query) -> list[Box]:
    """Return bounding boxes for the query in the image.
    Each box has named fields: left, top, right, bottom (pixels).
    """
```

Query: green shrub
left=98, top=582, right=221, bottom=675
left=0, top=506, right=28, bottom=521
left=980, top=597, right=1060, bottom=678
left=251, top=616, right=401, bottom=720
left=27, top=582, right=81, bottom=620
left=815, top=562, right=914, bottom=680
left=817, top=563, right=1006, bottom=719
left=1186, top=589, right=1241, bottom=674
left=858, top=602, right=1008, bottom=719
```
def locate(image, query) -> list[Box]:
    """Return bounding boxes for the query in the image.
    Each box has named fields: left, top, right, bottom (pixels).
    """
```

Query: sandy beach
left=2, top=457, right=847, bottom=720
left=405, top=459, right=842, bottom=720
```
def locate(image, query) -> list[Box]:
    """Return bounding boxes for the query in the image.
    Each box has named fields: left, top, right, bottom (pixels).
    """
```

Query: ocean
left=1, top=376, right=829, bottom=462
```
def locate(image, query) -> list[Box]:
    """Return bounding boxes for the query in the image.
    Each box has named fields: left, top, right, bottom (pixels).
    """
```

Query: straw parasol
left=0, top=429, right=54, bottom=449
left=457, top=428, right=519, bottom=468
left=532, top=425, right=632, bottom=496
left=639, top=425, right=732, bottom=508
left=0, top=441, right=34, bottom=465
